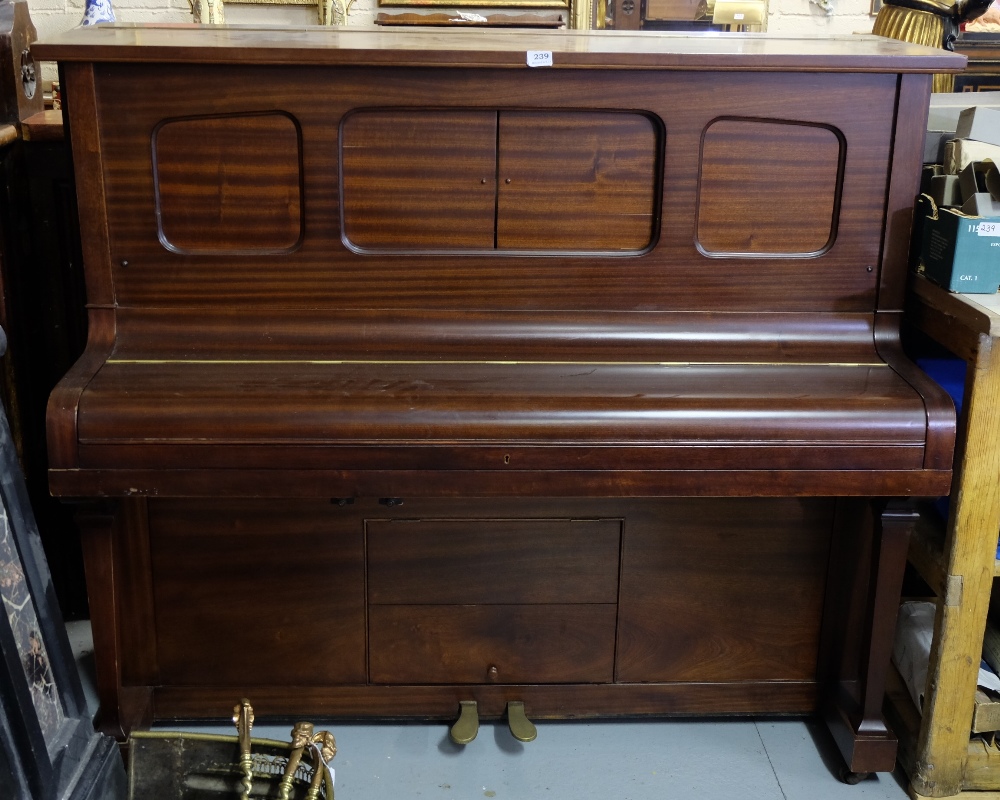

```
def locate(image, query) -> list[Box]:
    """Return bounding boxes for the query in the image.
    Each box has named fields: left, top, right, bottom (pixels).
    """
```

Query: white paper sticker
left=527, top=51, right=553, bottom=68
left=978, top=221, right=1000, bottom=237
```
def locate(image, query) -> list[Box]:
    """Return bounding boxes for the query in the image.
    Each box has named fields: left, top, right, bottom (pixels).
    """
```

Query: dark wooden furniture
left=33, top=25, right=964, bottom=779
left=0, top=2, right=89, bottom=623
left=955, top=32, right=1000, bottom=92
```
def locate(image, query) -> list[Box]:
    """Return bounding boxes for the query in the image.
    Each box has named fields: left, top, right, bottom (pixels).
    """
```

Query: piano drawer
left=369, top=604, right=618, bottom=684
left=366, top=518, right=621, bottom=605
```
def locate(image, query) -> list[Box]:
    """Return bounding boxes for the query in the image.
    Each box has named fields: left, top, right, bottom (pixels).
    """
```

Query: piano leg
left=824, top=498, right=917, bottom=778
left=76, top=500, right=153, bottom=747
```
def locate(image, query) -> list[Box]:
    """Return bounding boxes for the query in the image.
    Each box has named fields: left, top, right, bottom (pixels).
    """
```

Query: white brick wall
left=28, top=0, right=876, bottom=83
left=28, top=0, right=378, bottom=36
left=28, top=0, right=876, bottom=38
left=766, top=0, right=875, bottom=35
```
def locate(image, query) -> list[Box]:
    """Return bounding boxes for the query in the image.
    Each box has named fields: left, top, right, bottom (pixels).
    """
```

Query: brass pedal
left=449, top=700, right=480, bottom=745
left=506, top=701, right=537, bottom=743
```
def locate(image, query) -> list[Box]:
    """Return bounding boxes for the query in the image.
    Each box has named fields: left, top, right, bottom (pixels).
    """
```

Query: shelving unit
left=888, top=277, right=1000, bottom=798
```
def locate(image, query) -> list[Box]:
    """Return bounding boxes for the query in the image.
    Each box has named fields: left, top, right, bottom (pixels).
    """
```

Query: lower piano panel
left=113, top=496, right=839, bottom=719
left=151, top=682, right=821, bottom=722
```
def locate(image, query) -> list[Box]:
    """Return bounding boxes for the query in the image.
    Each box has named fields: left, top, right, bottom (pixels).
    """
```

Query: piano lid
left=31, top=24, right=967, bottom=73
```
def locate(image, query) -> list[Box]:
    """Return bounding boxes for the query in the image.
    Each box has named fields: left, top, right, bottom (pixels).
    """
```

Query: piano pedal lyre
left=449, top=700, right=480, bottom=745
left=506, top=701, right=537, bottom=743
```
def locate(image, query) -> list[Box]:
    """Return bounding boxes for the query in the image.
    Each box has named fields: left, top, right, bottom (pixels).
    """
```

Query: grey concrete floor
left=67, top=621, right=913, bottom=800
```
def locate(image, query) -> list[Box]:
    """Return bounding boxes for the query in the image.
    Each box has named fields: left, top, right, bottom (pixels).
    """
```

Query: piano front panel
left=92, top=64, right=899, bottom=313
left=696, top=118, right=843, bottom=256
left=340, top=109, right=499, bottom=251
left=152, top=111, right=304, bottom=255
left=128, top=496, right=829, bottom=695
left=616, top=497, right=833, bottom=683
left=494, top=110, right=660, bottom=252
left=146, top=499, right=367, bottom=686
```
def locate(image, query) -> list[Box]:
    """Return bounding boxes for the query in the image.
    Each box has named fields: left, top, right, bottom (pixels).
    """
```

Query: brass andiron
left=233, top=699, right=255, bottom=800
left=278, top=721, right=315, bottom=800
left=873, top=0, right=994, bottom=91
left=125, top=699, right=336, bottom=798
left=305, top=731, right=338, bottom=800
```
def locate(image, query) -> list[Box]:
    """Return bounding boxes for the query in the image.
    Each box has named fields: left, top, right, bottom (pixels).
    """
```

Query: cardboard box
left=944, top=139, right=1000, bottom=175
left=962, top=193, right=1000, bottom=217
left=959, top=161, right=989, bottom=201
left=956, top=107, right=1000, bottom=148
left=915, top=195, right=1000, bottom=293
left=928, top=91, right=1000, bottom=131
left=931, top=174, right=963, bottom=207
left=924, top=129, right=953, bottom=163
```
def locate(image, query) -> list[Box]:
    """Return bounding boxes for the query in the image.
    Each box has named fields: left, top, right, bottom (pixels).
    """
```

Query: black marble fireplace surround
left=0, top=324, right=124, bottom=799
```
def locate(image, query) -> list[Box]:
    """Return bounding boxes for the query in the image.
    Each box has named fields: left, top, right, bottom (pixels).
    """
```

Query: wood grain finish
left=496, top=111, right=658, bottom=251
left=369, top=604, right=618, bottom=684
left=877, top=73, right=933, bottom=312
left=697, top=118, right=841, bottom=256
left=617, top=498, right=833, bottom=682
left=153, top=112, right=302, bottom=254
left=87, top=65, right=899, bottom=313
left=893, top=281, right=1000, bottom=798
left=367, top=519, right=621, bottom=604
left=151, top=680, right=819, bottom=721
left=71, top=360, right=931, bottom=475
left=341, top=110, right=498, bottom=250
left=49, top=466, right=954, bottom=500
left=343, top=109, right=659, bottom=252
left=107, top=308, right=886, bottom=363
left=148, top=499, right=366, bottom=685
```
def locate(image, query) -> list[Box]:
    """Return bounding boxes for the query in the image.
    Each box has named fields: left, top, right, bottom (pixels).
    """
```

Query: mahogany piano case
left=32, top=25, right=964, bottom=777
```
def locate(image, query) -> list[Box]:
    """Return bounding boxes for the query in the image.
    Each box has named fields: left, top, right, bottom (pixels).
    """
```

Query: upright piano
left=33, top=26, right=964, bottom=779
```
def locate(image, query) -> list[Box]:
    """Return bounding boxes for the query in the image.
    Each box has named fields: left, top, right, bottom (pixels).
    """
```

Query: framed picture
left=380, top=0, right=569, bottom=9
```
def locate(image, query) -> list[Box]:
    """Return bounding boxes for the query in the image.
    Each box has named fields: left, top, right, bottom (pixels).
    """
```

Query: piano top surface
left=33, top=24, right=967, bottom=72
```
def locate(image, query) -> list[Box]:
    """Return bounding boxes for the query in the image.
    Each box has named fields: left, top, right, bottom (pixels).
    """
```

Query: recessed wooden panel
left=369, top=604, right=617, bottom=684
left=696, top=118, right=842, bottom=256
left=367, top=519, right=621, bottom=604
left=496, top=111, right=659, bottom=251
left=340, top=109, right=498, bottom=250
left=148, top=499, right=366, bottom=685
left=153, top=112, right=302, bottom=254
left=616, top=498, right=833, bottom=682
left=96, top=66, right=899, bottom=312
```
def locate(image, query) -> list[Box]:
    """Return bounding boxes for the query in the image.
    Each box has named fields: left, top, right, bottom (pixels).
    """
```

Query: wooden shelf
left=899, top=277, right=1000, bottom=798
left=910, top=505, right=947, bottom=598
left=973, top=691, right=1000, bottom=736
left=21, top=109, right=64, bottom=142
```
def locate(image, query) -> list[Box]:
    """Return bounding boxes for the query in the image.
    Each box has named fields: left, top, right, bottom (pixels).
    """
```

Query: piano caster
left=838, top=765, right=871, bottom=785
left=506, top=701, right=537, bottom=743
left=449, top=700, right=480, bottom=745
